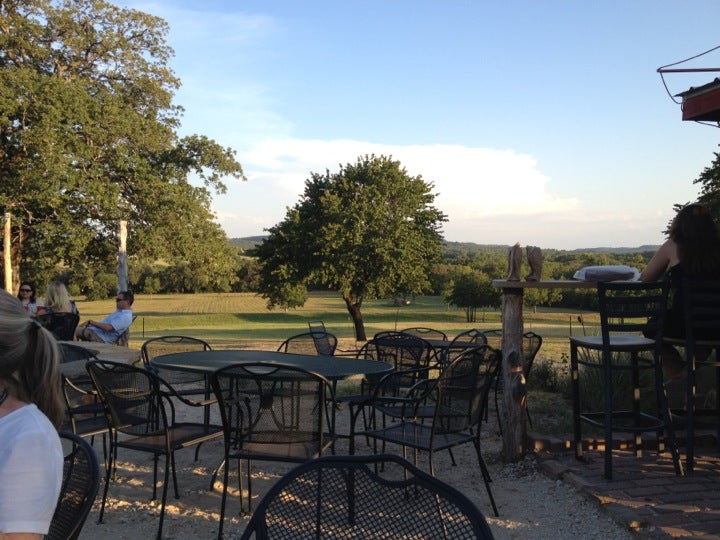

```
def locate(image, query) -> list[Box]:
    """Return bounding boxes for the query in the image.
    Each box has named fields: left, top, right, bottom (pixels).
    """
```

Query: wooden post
left=500, top=287, right=527, bottom=461
left=492, top=279, right=597, bottom=460
left=3, top=213, right=11, bottom=293
left=117, top=220, right=128, bottom=292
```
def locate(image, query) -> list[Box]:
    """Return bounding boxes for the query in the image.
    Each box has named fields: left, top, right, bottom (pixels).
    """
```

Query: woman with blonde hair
left=0, top=289, right=64, bottom=539
left=44, top=280, right=79, bottom=315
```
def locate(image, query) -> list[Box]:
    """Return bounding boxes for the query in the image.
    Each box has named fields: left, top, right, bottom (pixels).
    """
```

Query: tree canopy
left=695, top=147, right=720, bottom=221
left=0, top=0, right=244, bottom=294
left=255, top=154, right=447, bottom=340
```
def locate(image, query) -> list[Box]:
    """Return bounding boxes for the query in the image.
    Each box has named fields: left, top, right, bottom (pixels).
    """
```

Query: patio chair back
left=36, top=311, right=80, bottom=341
left=670, top=277, right=720, bottom=472
left=210, top=362, right=338, bottom=536
left=277, top=331, right=338, bottom=356
left=433, top=346, right=499, bottom=434
left=445, top=328, right=488, bottom=364
left=239, top=454, right=494, bottom=540
left=370, top=331, right=428, bottom=370
left=87, top=359, right=223, bottom=539
left=360, top=345, right=500, bottom=517
left=399, top=326, right=448, bottom=341
left=141, top=335, right=212, bottom=391
left=46, top=431, right=100, bottom=540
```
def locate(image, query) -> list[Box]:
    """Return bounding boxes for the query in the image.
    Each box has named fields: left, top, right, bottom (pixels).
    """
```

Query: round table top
left=152, top=349, right=394, bottom=381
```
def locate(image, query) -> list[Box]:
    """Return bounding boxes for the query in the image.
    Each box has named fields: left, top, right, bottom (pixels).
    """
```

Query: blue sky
left=116, top=1, right=720, bottom=249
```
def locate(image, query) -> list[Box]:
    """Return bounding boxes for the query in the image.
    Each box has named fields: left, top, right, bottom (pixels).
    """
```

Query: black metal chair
left=46, top=431, right=101, bottom=540
left=239, top=454, right=495, bottom=540
left=86, top=359, right=223, bottom=540
left=400, top=326, right=448, bottom=341
left=277, top=331, right=338, bottom=356
left=307, top=321, right=357, bottom=356
left=307, top=320, right=326, bottom=333
left=113, top=314, right=138, bottom=346
left=210, top=362, right=339, bottom=537
left=58, top=343, right=110, bottom=467
left=340, top=332, right=430, bottom=440
left=142, top=335, right=213, bottom=396
left=484, top=329, right=543, bottom=433
left=663, top=278, right=720, bottom=473
left=36, top=311, right=80, bottom=341
left=444, top=328, right=488, bottom=365
left=358, top=346, right=500, bottom=517
left=142, top=336, right=219, bottom=459
left=570, top=281, right=682, bottom=480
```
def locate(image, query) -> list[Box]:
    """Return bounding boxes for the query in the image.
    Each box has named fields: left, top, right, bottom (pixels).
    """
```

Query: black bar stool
left=663, top=278, right=720, bottom=473
left=570, top=280, right=682, bottom=479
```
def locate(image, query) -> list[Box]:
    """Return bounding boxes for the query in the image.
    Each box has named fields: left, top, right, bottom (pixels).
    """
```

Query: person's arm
left=82, top=318, right=113, bottom=332
left=640, top=240, right=674, bottom=282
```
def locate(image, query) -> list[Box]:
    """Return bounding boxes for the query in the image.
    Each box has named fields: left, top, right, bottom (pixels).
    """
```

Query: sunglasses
left=19, top=289, right=32, bottom=292
left=116, top=298, right=125, bottom=302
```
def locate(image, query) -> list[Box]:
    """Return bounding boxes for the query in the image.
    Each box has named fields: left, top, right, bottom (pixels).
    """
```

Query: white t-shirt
left=0, top=403, right=63, bottom=535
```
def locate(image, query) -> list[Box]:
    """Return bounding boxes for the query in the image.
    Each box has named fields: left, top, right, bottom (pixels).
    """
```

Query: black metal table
left=152, top=349, right=393, bottom=382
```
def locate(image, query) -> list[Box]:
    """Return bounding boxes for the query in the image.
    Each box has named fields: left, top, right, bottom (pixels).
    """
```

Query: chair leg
left=216, top=453, right=231, bottom=540
left=686, top=355, right=697, bottom=473
left=247, top=458, right=254, bottom=513
left=603, top=351, right=613, bottom=480
left=155, top=453, right=171, bottom=540
left=473, top=439, right=499, bottom=517
left=570, top=343, right=584, bottom=461
left=97, top=441, right=115, bottom=524
left=170, top=451, right=180, bottom=499
left=654, top=352, right=683, bottom=476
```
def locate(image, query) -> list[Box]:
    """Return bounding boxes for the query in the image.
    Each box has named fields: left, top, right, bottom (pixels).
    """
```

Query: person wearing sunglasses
left=75, top=290, right=134, bottom=344
left=16, top=282, right=44, bottom=315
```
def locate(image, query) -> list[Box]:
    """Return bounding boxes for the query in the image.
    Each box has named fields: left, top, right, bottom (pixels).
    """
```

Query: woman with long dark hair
left=641, top=203, right=720, bottom=379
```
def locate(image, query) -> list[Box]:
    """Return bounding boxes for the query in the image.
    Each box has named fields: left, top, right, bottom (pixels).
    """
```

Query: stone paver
left=533, top=432, right=720, bottom=539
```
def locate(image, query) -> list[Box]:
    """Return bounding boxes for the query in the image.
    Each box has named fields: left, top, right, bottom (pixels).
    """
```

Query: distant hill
left=230, top=236, right=659, bottom=255
left=229, top=236, right=267, bottom=251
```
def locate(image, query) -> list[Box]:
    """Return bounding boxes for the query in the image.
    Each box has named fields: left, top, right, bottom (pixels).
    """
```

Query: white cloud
left=213, top=138, right=598, bottom=246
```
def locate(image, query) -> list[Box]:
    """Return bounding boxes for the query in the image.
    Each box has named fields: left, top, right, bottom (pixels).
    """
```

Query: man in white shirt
left=75, top=290, right=134, bottom=344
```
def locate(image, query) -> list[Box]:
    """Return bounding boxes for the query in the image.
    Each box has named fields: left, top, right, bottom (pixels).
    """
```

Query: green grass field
left=76, top=290, right=588, bottom=434
left=76, top=290, right=601, bottom=361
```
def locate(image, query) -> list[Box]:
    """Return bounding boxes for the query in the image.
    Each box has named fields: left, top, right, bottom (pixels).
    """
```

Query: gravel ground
left=76, top=405, right=635, bottom=539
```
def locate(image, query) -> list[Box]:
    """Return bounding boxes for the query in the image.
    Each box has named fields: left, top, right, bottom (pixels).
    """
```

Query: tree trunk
left=117, top=220, right=128, bottom=292
left=3, top=213, right=11, bottom=293
left=344, top=297, right=366, bottom=341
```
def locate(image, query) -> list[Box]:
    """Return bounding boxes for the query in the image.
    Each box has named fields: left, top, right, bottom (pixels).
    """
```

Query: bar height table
left=492, top=279, right=596, bottom=461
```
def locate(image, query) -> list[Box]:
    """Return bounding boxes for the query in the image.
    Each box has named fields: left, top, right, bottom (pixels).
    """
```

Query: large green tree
left=0, top=0, right=244, bottom=292
left=695, top=148, right=720, bottom=220
left=444, top=270, right=499, bottom=323
left=256, top=154, right=447, bottom=340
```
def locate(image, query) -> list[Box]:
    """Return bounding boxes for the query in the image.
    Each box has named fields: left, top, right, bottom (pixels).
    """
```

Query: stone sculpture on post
left=525, top=246, right=543, bottom=281
left=506, top=242, right=522, bottom=281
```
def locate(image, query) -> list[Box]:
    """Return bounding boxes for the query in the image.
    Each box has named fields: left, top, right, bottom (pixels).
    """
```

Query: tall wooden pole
left=3, top=213, right=11, bottom=293
left=500, top=288, right=527, bottom=461
left=117, top=220, right=128, bottom=292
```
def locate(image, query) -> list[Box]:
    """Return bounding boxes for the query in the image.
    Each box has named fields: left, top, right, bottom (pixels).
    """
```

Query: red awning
left=675, top=78, right=720, bottom=122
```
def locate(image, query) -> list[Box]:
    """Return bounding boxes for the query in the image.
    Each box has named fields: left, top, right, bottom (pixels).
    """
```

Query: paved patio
left=532, top=431, right=720, bottom=539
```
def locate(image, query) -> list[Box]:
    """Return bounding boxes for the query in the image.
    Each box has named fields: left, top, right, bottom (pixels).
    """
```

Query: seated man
left=75, top=290, right=134, bottom=344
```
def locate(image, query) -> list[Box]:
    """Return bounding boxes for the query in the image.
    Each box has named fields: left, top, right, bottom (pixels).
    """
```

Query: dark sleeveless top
left=664, top=263, right=718, bottom=340
left=663, top=264, right=685, bottom=340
